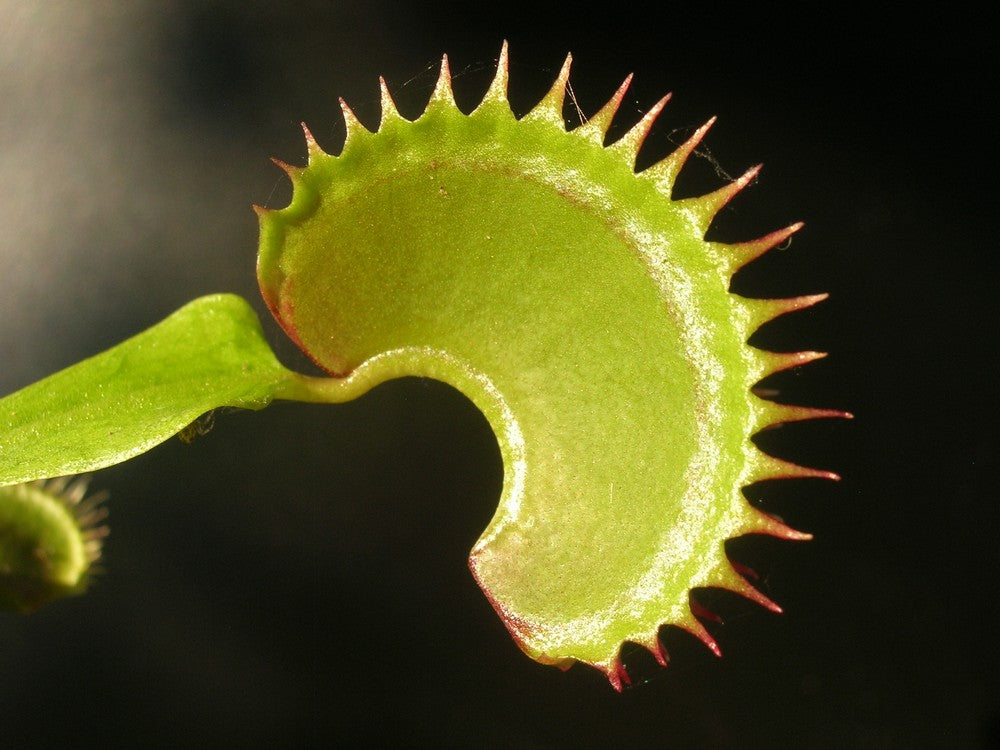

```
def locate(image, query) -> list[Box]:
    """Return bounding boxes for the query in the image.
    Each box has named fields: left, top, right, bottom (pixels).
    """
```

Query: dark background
left=0, top=2, right=995, bottom=747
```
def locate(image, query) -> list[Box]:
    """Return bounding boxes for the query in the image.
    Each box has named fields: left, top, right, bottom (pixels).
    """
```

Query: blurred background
left=0, top=2, right=995, bottom=747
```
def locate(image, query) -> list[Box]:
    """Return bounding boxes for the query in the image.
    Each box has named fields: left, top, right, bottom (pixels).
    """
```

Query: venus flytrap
left=0, top=45, right=847, bottom=689
left=0, top=477, right=107, bottom=613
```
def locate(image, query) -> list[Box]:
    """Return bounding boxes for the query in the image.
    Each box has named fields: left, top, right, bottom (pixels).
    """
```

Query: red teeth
left=729, top=221, right=805, bottom=271
left=269, top=157, right=299, bottom=176
left=690, top=598, right=725, bottom=625
left=610, top=92, right=672, bottom=168
left=430, top=54, right=456, bottom=106
left=752, top=454, right=842, bottom=483
left=524, top=53, right=573, bottom=126
left=575, top=73, right=633, bottom=144
left=683, top=618, right=722, bottom=658
left=300, top=122, right=324, bottom=160
left=637, top=115, right=716, bottom=194
left=758, top=350, right=828, bottom=379
left=605, top=658, right=632, bottom=692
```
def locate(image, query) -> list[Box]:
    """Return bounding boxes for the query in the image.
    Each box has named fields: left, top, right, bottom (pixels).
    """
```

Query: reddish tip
left=270, top=156, right=298, bottom=175
left=739, top=162, right=764, bottom=185
left=339, top=96, right=359, bottom=122
left=795, top=406, right=853, bottom=422
left=756, top=404, right=855, bottom=431
left=683, top=618, right=722, bottom=657
left=690, top=598, right=725, bottom=625
left=605, top=72, right=634, bottom=114
left=606, top=660, right=627, bottom=692
left=612, top=92, right=672, bottom=163
left=737, top=581, right=783, bottom=614
left=730, top=560, right=760, bottom=581
left=757, top=454, right=842, bottom=482
left=617, top=660, right=632, bottom=688
left=652, top=639, right=670, bottom=667
left=731, top=221, right=805, bottom=270
left=668, top=116, right=715, bottom=171
left=691, top=160, right=761, bottom=227
left=777, top=292, right=829, bottom=316
left=765, top=350, right=828, bottom=376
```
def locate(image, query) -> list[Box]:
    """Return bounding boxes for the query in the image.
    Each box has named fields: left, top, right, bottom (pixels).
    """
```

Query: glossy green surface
left=0, top=295, right=294, bottom=486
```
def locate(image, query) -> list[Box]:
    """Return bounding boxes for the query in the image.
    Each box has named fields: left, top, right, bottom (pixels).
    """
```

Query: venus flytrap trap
left=0, top=477, right=107, bottom=613
left=0, top=45, right=847, bottom=689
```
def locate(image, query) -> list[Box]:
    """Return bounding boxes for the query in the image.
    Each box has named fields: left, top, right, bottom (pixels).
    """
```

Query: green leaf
left=0, top=294, right=296, bottom=485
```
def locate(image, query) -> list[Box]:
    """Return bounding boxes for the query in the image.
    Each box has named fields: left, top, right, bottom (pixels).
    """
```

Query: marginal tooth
left=690, top=597, right=724, bottom=625
left=616, top=659, right=632, bottom=688
left=729, top=560, right=760, bottom=581
left=680, top=614, right=722, bottom=657
left=83, top=525, right=110, bottom=541
left=652, top=638, right=669, bottom=667
left=378, top=76, right=403, bottom=127
left=425, top=54, right=456, bottom=111
left=642, top=117, right=717, bottom=198
left=749, top=452, right=841, bottom=483
left=752, top=400, right=853, bottom=434
left=677, top=162, right=762, bottom=235
left=75, top=491, right=108, bottom=517
left=478, top=40, right=510, bottom=109
left=574, top=73, right=633, bottom=144
left=62, top=477, right=87, bottom=505
left=726, top=221, right=805, bottom=274
left=524, top=52, right=572, bottom=128
left=636, top=633, right=670, bottom=667
left=76, top=507, right=109, bottom=528
left=270, top=157, right=301, bottom=178
left=728, top=574, right=783, bottom=613
left=300, top=122, right=325, bottom=162
left=44, top=476, right=70, bottom=496
left=609, top=92, right=671, bottom=168
left=755, top=350, right=828, bottom=380
left=743, top=292, right=828, bottom=333
left=339, top=97, right=361, bottom=129
left=738, top=504, right=813, bottom=542
left=710, top=557, right=785, bottom=612
left=605, top=658, right=627, bottom=692
left=339, top=96, right=370, bottom=149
